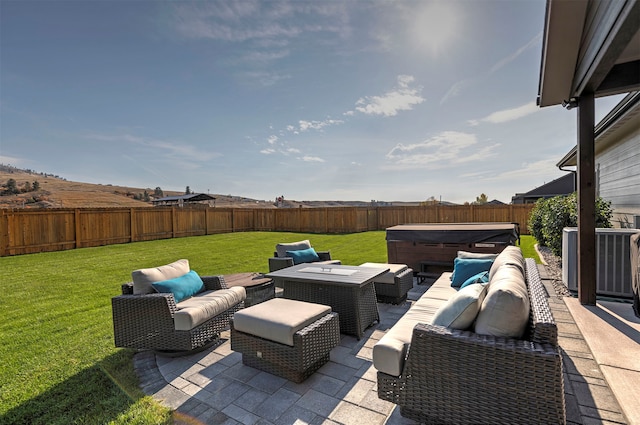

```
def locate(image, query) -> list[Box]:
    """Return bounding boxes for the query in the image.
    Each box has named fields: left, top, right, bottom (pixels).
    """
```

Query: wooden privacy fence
left=0, top=204, right=535, bottom=256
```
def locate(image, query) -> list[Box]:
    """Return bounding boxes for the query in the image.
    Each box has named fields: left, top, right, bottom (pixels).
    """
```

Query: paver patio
left=134, top=264, right=632, bottom=425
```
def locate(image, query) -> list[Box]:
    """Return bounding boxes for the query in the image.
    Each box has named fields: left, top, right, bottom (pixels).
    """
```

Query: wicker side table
left=222, top=272, right=274, bottom=307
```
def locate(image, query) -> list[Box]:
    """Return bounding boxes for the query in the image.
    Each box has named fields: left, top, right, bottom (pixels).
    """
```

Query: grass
left=0, top=231, right=538, bottom=424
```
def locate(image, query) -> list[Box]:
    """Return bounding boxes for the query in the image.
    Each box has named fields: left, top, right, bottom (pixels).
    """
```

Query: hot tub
left=386, top=223, right=520, bottom=273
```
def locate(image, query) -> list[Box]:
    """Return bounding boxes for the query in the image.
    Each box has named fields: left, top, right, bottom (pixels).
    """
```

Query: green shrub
left=528, top=198, right=548, bottom=246
left=528, top=192, right=613, bottom=257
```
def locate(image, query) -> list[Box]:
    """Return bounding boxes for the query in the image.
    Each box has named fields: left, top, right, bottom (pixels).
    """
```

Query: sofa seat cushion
left=232, top=298, right=331, bottom=346
left=132, top=259, right=190, bottom=295
left=359, top=262, right=408, bottom=284
left=431, top=283, right=488, bottom=329
left=276, top=240, right=311, bottom=258
left=373, top=273, right=456, bottom=377
left=174, top=286, right=246, bottom=331
left=475, top=264, right=529, bottom=338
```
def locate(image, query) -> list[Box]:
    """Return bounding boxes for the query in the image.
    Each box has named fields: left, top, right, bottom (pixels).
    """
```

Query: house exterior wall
left=597, top=126, right=640, bottom=228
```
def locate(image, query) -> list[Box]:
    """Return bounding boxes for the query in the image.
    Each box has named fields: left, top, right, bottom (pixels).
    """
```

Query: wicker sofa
left=112, top=259, right=246, bottom=352
left=268, top=239, right=341, bottom=272
left=373, top=249, right=565, bottom=424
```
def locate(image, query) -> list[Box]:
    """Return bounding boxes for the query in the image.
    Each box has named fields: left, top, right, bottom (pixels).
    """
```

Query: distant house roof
left=152, top=193, right=216, bottom=206
left=511, top=173, right=575, bottom=204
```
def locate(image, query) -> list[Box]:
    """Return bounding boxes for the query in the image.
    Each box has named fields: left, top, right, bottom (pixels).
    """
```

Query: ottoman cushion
left=233, top=298, right=331, bottom=346
left=359, top=262, right=407, bottom=284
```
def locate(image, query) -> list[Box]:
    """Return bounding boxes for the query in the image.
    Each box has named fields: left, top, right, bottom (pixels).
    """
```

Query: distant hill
left=0, top=165, right=273, bottom=209
left=0, top=165, right=457, bottom=209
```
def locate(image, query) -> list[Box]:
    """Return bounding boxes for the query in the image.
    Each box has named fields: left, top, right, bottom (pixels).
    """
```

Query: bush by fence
left=0, top=204, right=535, bottom=256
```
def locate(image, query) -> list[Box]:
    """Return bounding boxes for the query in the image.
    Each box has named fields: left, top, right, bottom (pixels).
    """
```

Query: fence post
left=0, top=210, right=8, bottom=256
left=172, top=207, right=177, bottom=238
left=75, top=209, right=81, bottom=249
left=130, top=208, right=135, bottom=243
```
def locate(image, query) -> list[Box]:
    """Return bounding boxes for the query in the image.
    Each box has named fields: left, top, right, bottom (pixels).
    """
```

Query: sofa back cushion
left=475, top=263, right=529, bottom=338
left=457, top=251, right=499, bottom=260
left=431, top=283, right=488, bottom=330
left=488, top=246, right=525, bottom=280
left=275, top=240, right=311, bottom=258
left=131, top=259, right=190, bottom=294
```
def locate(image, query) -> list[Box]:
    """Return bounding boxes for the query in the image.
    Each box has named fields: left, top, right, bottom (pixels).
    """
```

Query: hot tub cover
left=385, top=223, right=519, bottom=245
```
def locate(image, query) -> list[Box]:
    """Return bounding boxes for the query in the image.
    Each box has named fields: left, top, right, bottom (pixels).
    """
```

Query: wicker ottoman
left=360, top=262, right=414, bottom=304
left=231, top=298, right=340, bottom=383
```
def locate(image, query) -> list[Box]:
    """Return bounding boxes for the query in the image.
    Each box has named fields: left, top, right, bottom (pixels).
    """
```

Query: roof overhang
left=538, top=0, right=640, bottom=108
left=537, top=0, right=588, bottom=107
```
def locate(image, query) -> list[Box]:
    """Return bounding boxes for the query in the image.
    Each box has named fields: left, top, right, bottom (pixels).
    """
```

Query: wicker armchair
left=268, top=240, right=340, bottom=272
left=112, top=275, right=244, bottom=352
left=377, top=259, right=565, bottom=424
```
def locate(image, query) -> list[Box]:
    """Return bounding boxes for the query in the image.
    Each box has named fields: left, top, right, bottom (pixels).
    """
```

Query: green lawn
left=0, top=231, right=538, bottom=424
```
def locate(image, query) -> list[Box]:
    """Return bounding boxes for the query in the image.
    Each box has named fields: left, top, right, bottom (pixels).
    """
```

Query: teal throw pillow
left=286, top=247, right=320, bottom=265
left=459, top=271, right=490, bottom=289
left=152, top=270, right=204, bottom=303
left=451, top=258, right=494, bottom=287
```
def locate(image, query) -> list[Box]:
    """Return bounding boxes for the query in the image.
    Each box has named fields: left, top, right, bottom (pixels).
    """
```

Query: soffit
left=538, top=0, right=640, bottom=107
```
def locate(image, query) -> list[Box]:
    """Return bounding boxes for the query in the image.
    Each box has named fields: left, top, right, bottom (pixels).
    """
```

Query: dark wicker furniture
left=377, top=258, right=565, bottom=424
left=231, top=311, right=340, bottom=383
left=112, top=275, right=244, bottom=352
left=372, top=267, right=414, bottom=304
left=268, top=250, right=338, bottom=272
left=222, top=272, right=274, bottom=307
left=267, top=264, right=385, bottom=339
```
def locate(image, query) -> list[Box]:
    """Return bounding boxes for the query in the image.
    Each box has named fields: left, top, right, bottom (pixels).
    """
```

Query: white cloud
left=486, top=157, right=560, bottom=181
left=0, top=155, right=27, bottom=167
left=297, top=118, right=344, bottom=132
left=267, top=135, right=278, bottom=144
left=349, top=75, right=424, bottom=117
left=468, top=102, right=538, bottom=126
left=441, top=34, right=542, bottom=104
left=385, top=131, right=499, bottom=169
left=86, top=133, right=221, bottom=163
left=260, top=148, right=276, bottom=154
left=301, top=156, right=325, bottom=162
left=490, top=32, right=542, bottom=74
left=440, top=78, right=476, bottom=105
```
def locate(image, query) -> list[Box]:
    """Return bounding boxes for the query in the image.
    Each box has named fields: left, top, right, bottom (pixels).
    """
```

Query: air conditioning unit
left=562, top=227, right=640, bottom=298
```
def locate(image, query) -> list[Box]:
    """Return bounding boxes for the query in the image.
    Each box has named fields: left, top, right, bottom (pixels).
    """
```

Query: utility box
left=562, top=227, right=640, bottom=298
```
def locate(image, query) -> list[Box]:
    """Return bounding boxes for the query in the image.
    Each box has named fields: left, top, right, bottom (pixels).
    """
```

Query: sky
left=0, top=0, right=626, bottom=204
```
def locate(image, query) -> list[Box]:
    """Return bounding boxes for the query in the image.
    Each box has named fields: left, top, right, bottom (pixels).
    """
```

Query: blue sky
left=0, top=1, right=625, bottom=204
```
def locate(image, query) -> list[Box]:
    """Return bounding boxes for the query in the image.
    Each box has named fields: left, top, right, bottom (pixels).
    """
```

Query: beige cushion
left=488, top=246, right=525, bottom=280
left=275, top=240, right=311, bottom=258
left=431, top=283, right=488, bottom=330
left=359, top=262, right=407, bottom=284
left=131, top=259, right=190, bottom=295
left=233, top=298, right=331, bottom=346
left=457, top=251, right=499, bottom=260
left=475, top=264, right=530, bottom=338
left=373, top=273, right=456, bottom=376
left=174, top=287, right=246, bottom=331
